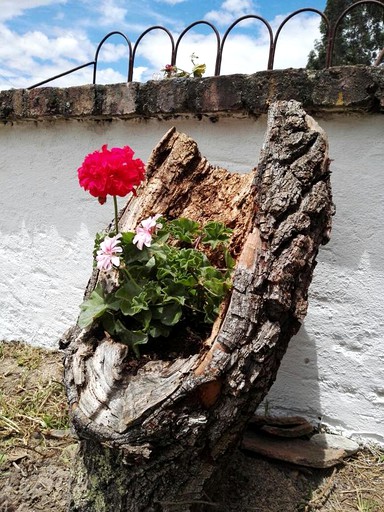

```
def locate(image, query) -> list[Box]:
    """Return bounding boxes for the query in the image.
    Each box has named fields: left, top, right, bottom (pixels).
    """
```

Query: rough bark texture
left=62, top=100, right=333, bottom=512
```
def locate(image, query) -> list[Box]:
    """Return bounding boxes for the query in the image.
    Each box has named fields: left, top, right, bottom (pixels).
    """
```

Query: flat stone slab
left=249, top=415, right=314, bottom=438
left=311, top=433, right=360, bottom=456
left=242, top=431, right=347, bottom=468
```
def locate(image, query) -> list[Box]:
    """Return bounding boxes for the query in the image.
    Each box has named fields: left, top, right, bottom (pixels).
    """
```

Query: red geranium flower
left=78, top=144, right=145, bottom=204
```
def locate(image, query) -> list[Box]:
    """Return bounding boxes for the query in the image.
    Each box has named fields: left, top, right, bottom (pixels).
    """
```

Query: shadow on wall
left=259, top=327, right=322, bottom=426
left=259, top=115, right=384, bottom=439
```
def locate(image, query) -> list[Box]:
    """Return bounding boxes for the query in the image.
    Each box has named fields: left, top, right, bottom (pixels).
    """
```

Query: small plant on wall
left=161, top=52, right=206, bottom=79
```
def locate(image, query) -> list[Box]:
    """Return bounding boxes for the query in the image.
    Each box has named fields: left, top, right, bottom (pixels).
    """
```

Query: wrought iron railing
left=27, top=0, right=384, bottom=90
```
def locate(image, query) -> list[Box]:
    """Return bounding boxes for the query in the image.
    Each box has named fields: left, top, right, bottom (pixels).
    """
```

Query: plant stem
left=113, top=195, right=119, bottom=234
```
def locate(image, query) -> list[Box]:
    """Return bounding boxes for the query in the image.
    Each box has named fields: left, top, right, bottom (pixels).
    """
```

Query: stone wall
left=2, top=66, right=384, bottom=119
left=1, top=66, right=383, bottom=445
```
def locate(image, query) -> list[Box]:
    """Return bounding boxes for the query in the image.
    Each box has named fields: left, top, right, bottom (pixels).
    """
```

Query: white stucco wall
left=0, top=114, right=383, bottom=445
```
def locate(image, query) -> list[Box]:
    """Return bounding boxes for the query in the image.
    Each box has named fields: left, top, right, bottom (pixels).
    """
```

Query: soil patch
left=1, top=342, right=383, bottom=511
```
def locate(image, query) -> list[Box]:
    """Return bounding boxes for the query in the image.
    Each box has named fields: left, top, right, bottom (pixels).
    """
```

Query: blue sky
left=0, top=0, right=326, bottom=90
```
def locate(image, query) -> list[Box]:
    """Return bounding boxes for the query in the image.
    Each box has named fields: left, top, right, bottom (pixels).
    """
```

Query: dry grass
left=302, top=445, right=384, bottom=512
left=0, top=341, right=70, bottom=465
left=0, top=341, right=383, bottom=512
left=324, top=446, right=384, bottom=512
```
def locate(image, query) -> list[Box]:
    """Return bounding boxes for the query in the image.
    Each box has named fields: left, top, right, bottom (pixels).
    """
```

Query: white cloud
left=132, top=66, right=148, bottom=82
left=0, top=24, right=93, bottom=65
left=0, top=21, right=122, bottom=89
left=92, top=66, right=126, bottom=85
left=96, top=42, right=131, bottom=63
left=270, top=13, right=321, bottom=69
left=0, top=0, right=67, bottom=22
left=205, top=0, right=258, bottom=26
left=0, top=1, right=130, bottom=90
left=217, top=13, right=321, bottom=73
left=95, top=0, right=127, bottom=26
left=157, top=0, right=186, bottom=5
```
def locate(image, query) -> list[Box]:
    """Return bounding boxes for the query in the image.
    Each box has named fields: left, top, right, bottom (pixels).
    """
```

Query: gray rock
left=310, top=433, right=360, bottom=456
left=242, top=431, right=347, bottom=468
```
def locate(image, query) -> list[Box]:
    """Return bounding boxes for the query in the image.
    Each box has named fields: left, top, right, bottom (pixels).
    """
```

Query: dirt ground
left=1, top=341, right=383, bottom=512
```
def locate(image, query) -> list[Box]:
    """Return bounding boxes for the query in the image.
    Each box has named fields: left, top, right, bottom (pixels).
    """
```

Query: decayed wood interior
left=119, top=127, right=257, bottom=258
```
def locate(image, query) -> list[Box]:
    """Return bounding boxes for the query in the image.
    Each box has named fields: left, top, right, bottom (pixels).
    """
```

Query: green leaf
left=119, top=291, right=149, bottom=316
left=163, top=282, right=188, bottom=303
left=149, top=322, right=171, bottom=338
left=176, top=248, right=208, bottom=271
left=177, top=275, right=198, bottom=287
left=121, top=231, right=135, bottom=245
left=134, top=309, right=152, bottom=330
left=203, top=302, right=218, bottom=324
left=143, top=281, right=163, bottom=302
left=121, top=233, right=152, bottom=264
left=199, top=265, right=223, bottom=281
left=203, top=277, right=227, bottom=297
left=146, top=256, right=156, bottom=269
left=114, top=320, right=149, bottom=357
left=156, top=266, right=176, bottom=281
left=101, top=311, right=118, bottom=335
left=202, top=221, right=233, bottom=249
left=152, top=302, right=183, bottom=326
left=121, top=264, right=152, bottom=283
left=78, top=285, right=119, bottom=329
left=152, top=230, right=170, bottom=245
left=168, top=218, right=200, bottom=245
left=192, top=63, right=206, bottom=77
left=115, top=280, right=142, bottom=302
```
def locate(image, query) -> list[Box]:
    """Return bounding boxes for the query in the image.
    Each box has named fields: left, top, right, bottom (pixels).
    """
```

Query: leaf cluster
left=78, top=218, right=234, bottom=356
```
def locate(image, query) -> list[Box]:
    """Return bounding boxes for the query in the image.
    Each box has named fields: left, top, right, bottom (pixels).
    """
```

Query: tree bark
left=62, top=100, right=333, bottom=512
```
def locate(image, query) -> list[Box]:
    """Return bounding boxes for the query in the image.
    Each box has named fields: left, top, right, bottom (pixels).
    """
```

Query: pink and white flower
left=133, top=214, right=162, bottom=250
left=96, top=234, right=123, bottom=271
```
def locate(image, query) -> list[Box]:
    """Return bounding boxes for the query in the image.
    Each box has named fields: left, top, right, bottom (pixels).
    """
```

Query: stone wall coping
left=1, top=66, right=383, bottom=122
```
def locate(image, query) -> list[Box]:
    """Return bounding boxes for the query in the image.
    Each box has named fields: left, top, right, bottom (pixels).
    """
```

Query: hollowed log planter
left=62, top=100, right=333, bottom=512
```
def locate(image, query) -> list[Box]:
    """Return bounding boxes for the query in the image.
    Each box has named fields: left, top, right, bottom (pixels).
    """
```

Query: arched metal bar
left=174, top=21, right=221, bottom=76
left=27, top=61, right=94, bottom=90
left=272, top=8, right=329, bottom=70
left=218, top=15, right=273, bottom=73
left=93, top=31, right=132, bottom=84
left=328, top=0, right=384, bottom=67
left=26, top=5, right=384, bottom=89
left=131, top=26, right=175, bottom=82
